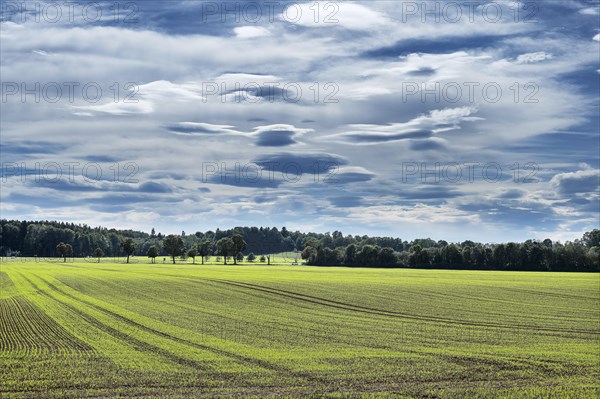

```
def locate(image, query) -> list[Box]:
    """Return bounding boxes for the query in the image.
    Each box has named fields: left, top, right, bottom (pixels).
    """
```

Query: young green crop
left=1, top=260, right=598, bottom=398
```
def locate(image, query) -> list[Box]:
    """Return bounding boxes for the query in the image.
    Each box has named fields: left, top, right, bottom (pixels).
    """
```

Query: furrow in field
left=58, top=273, right=242, bottom=325
left=372, top=284, right=598, bottom=314
left=205, top=278, right=599, bottom=336
left=67, top=273, right=410, bottom=352
left=140, top=271, right=598, bottom=337
left=0, top=295, right=93, bottom=353
left=17, top=273, right=217, bottom=371
left=1, top=270, right=94, bottom=353
left=34, top=273, right=329, bottom=383
left=57, top=274, right=336, bottom=347
left=499, top=286, right=600, bottom=301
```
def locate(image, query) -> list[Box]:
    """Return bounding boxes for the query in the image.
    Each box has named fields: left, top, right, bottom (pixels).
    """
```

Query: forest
left=1, top=219, right=598, bottom=271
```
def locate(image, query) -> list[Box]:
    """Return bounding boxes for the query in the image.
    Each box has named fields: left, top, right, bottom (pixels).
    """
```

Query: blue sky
left=1, top=0, right=599, bottom=242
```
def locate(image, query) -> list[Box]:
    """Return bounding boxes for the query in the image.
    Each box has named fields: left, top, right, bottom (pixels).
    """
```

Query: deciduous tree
left=147, top=245, right=159, bottom=263
left=198, top=240, right=212, bottom=265
left=187, top=246, right=198, bottom=264
left=120, top=238, right=136, bottom=264
left=163, top=235, right=184, bottom=264
left=93, top=247, right=104, bottom=263
left=216, top=237, right=235, bottom=265
left=56, top=242, right=73, bottom=262
left=231, top=234, right=247, bottom=265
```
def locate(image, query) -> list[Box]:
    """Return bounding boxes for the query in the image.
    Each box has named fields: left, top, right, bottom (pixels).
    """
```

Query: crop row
left=0, top=293, right=93, bottom=353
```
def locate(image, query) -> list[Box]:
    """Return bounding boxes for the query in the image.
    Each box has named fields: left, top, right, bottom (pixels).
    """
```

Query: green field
left=1, top=259, right=599, bottom=398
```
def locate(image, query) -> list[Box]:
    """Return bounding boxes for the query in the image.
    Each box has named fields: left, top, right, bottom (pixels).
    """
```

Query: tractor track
left=203, top=278, right=599, bottom=337
left=22, top=272, right=329, bottom=385
left=19, top=273, right=217, bottom=371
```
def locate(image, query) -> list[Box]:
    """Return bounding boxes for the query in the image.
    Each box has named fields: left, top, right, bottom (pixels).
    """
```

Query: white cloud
left=165, top=122, right=312, bottom=147
left=166, top=122, right=243, bottom=136
left=580, top=8, right=599, bottom=15
left=72, top=101, right=154, bottom=115
left=250, top=124, right=312, bottom=137
left=550, top=169, right=600, bottom=195
left=515, top=52, right=553, bottom=64
left=124, top=211, right=161, bottom=223
left=233, top=26, right=271, bottom=39
left=325, top=107, right=482, bottom=145
left=283, top=3, right=388, bottom=30
left=347, top=204, right=480, bottom=225
left=71, top=80, right=205, bottom=115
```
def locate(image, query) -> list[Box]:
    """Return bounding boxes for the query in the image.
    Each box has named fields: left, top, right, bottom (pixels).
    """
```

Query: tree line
left=301, top=232, right=599, bottom=271
left=1, top=219, right=598, bottom=271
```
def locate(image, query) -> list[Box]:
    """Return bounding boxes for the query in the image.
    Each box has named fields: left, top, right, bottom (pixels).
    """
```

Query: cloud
left=164, top=122, right=242, bottom=136
left=328, top=196, right=365, bottom=208
left=457, top=202, right=551, bottom=228
left=208, top=73, right=308, bottom=103
left=252, top=152, right=348, bottom=175
left=594, top=34, right=600, bottom=42
left=7, top=192, right=75, bottom=208
left=332, top=129, right=433, bottom=144
left=580, top=8, right=599, bottom=16
left=204, top=174, right=283, bottom=189
left=224, top=85, right=296, bottom=103
left=550, top=169, right=600, bottom=195
left=233, top=26, right=271, bottom=39
left=138, top=182, right=172, bottom=193
left=325, top=166, right=376, bottom=184
left=515, top=52, right=553, bottom=64
left=373, top=186, right=463, bottom=201
left=124, top=211, right=160, bottom=223
left=367, top=37, right=480, bottom=58
left=0, top=141, right=69, bottom=156
left=165, top=122, right=311, bottom=146
left=407, top=67, right=437, bottom=76
left=326, top=107, right=481, bottom=144
left=409, top=138, right=448, bottom=151
left=285, top=3, right=389, bottom=31
left=26, top=180, right=100, bottom=193
left=84, top=194, right=172, bottom=206
left=214, top=73, right=280, bottom=85
left=251, top=124, right=313, bottom=147
left=72, top=101, right=155, bottom=115
left=347, top=204, right=480, bottom=225
left=72, top=80, right=205, bottom=115
left=23, top=178, right=173, bottom=195
left=83, top=155, right=121, bottom=163
left=496, top=189, right=526, bottom=199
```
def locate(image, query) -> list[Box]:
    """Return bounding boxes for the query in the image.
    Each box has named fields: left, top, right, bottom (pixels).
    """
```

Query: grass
left=1, top=258, right=599, bottom=398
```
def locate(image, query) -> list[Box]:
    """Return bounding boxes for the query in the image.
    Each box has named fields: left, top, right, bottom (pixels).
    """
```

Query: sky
left=0, top=0, right=599, bottom=242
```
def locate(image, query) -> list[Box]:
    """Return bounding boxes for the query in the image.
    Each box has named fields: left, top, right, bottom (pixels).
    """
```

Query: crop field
left=1, top=259, right=599, bottom=398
